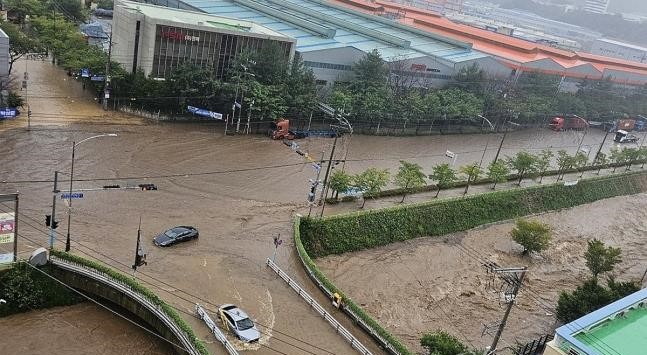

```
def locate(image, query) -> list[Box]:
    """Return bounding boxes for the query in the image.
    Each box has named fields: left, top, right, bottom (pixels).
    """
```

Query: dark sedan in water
left=153, top=226, right=198, bottom=247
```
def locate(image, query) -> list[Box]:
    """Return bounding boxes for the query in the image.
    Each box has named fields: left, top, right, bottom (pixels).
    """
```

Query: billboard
left=0, top=212, right=15, bottom=264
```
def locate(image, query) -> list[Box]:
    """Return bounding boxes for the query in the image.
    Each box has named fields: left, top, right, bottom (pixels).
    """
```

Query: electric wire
left=6, top=207, right=338, bottom=355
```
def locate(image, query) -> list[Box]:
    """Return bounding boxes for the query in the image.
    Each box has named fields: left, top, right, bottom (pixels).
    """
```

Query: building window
left=303, top=61, right=352, bottom=71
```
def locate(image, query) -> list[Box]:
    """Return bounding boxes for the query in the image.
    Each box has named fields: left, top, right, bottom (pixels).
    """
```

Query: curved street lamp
left=65, top=133, right=118, bottom=252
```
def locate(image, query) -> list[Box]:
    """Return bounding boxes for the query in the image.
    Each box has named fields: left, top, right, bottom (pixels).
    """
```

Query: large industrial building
left=112, top=1, right=295, bottom=79
left=592, top=38, right=647, bottom=64
left=335, top=0, right=647, bottom=86
left=122, top=0, right=510, bottom=87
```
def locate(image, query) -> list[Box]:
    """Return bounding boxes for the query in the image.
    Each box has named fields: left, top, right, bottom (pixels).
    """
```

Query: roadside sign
left=0, top=107, right=17, bottom=118
left=187, top=105, right=223, bottom=120
left=0, top=213, right=15, bottom=244
left=312, top=163, right=321, bottom=172
left=61, top=192, right=84, bottom=199
left=91, top=75, right=105, bottom=81
left=564, top=180, right=579, bottom=186
left=445, top=150, right=456, bottom=159
left=81, top=68, right=90, bottom=77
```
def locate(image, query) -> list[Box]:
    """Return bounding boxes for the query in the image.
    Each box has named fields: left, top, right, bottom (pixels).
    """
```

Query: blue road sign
left=61, top=192, right=84, bottom=199
left=0, top=107, right=17, bottom=119
left=187, top=105, right=223, bottom=120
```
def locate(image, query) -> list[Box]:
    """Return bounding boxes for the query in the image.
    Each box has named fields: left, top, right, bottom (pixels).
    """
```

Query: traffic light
left=45, top=215, right=51, bottom=227
left=52, top=220, right=59, bottom=229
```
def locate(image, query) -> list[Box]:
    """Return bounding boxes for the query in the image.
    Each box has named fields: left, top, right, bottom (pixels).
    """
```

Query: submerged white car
left=218, top=304, right=261, bottom=343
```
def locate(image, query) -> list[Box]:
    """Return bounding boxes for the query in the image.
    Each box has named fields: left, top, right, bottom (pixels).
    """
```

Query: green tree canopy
left=354, top=168, right=390, bottom=208
left=585, top=239, right=622, bottom=279
left=486, top=160, right=509, bottom=190
left=420, top=331, right=470, bottom=355
left=0, top=21, right=41, bottom=75
left=459, top=163, right=481, bottom=195
left=506, top=151, right=537, bottom=185
left=535, top=149, right=553, bottom=183
left=394, top=160, right=426, bottom=202
left=328, top=170, right=353, bottom=200
left=510, top=219, right=552, bottom=255
left=429, top=163, right=457, bottom=197
left=557, top=278, right=639, bottom=323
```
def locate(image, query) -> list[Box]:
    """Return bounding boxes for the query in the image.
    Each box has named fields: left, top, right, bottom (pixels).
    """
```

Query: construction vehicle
left=549, top=115, right=588, bottom=131
left=269, top=118, right=338, bottom=140
left=614, top=130, right=639, bottom=143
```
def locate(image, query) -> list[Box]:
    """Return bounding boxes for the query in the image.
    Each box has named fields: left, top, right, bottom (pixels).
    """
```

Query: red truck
left=549, top=116, right=588, bottom=131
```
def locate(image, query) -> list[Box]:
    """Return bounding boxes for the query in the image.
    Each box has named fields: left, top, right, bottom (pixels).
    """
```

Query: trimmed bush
left=301, top=171, right=647, bottom=257
left=50, top=250, right=209, bottom=355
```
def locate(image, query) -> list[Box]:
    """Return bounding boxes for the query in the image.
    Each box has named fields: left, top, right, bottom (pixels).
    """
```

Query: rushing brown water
left=0, top=303, right=173, bottom=355
left=1, top=58, right=643, bottom=355
left=317, top=194, right=647, bottom=353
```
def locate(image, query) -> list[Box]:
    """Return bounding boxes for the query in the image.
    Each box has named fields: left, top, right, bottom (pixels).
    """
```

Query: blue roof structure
left=163, top=0, right=490, bottom=64
left=80, top=21, right=109, bottom=39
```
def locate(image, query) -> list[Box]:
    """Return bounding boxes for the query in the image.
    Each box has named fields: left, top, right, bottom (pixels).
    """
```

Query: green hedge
left=302, top=171, right=647, bottom=257
left=0, top=262, right=83, bottom=317
left=50, top=250, right=209, bottom=355
left=293, top=217, right=414, bottom=355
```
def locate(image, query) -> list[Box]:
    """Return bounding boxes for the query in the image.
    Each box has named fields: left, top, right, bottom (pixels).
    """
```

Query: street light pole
left=65, top=134, right=118, bottom=252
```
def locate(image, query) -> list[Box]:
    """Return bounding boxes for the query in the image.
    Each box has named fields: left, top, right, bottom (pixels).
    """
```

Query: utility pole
left=132, top=217, right=146, bottom=273
left=319, top=133, right=339, bottom=218
left=492, top=131, right=507, bottom=165
left=487, top=267, right=527, bottom=355
left=593, top=130, right=610, bottom=164
left=102, top=29, right=113, bottom=111
left=49, top=171, right=59, bottom=249
left=308, top=151, right=325, bottom=218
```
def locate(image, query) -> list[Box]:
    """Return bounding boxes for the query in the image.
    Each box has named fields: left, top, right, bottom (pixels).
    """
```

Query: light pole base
left=65, top=234, right=71, bottom=252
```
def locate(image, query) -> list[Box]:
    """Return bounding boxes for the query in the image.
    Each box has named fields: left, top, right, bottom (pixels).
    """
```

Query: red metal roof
left=330, top=0, right=647, bottom=83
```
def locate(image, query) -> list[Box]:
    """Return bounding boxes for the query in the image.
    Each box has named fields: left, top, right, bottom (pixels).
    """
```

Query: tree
left=420, top=331, right=469, bottom=355
left=556, top=278, right=639, bottom=323
left=510, top=219, right=552, bottom=255
left=328, top=170, right=353, bottom=200
left=556, top=279, right=613, bottom=323
left=452, top=63, right=485, bottom=96
left=535, top=149, right=553, bottom=183
left=609, top=147, right=624, bottom=173
left=623, top=147, right=639, bottom=171
left=585, top=239, right=622, bottom=279
left=354, top=168, right=390, bottom=208
left=284, top=53, right=317, bottom=119
left=573, top=151, right=588, bottom=178
left=506, top=151, right=536, bottom=186
left=4, top=0, right=46, bottom=23
left=555, top=150, right=573, bottom=180
left=0, top=21, right=41, bottom=76
left=487, top=160, right=510, bottom=190
left=459, top=163, right=481, bottom=195
left=1, top=262, right=43, bottom=312
left=6, top=92, right=24, bottom=108
left=594, top=152, right=608, bottom=174
left=394, top=161, right=426, bottom=202
left=429, top=163, right=457, bottom=198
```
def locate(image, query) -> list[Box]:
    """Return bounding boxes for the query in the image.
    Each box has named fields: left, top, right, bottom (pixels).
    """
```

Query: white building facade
left=584, top=0, right=610, bottom=14
left=592, top=38, right=647, bottom=64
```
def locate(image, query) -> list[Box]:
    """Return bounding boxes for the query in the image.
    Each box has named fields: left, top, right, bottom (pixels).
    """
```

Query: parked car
left=218, top=304, right=261, bottom=343
left=152, top=226, right=198, bottom=247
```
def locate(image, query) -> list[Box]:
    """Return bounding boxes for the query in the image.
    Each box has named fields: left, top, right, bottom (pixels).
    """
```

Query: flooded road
left=1, top=59, right=642, bottom=354
left=317, top=194, right=647, bottom=353
left=0, top=303, right=173, bottom=355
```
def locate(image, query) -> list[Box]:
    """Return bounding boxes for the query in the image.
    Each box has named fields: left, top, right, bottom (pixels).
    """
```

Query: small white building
left=0, top=28, right=9, bottom=85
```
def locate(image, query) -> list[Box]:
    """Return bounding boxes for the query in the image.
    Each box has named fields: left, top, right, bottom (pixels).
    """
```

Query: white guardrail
left=266, top=258, right=373, bottom=355
left=195, top=304, right=239, bottom=355
left=50, top=257, right=200, bottom=355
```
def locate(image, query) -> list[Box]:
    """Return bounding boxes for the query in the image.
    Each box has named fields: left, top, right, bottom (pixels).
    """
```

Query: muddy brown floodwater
left=317, top=194, right=647, bottom=353
left=1, top=59, right=643, bottom=355
left=0, top=303, right=173, bottom=355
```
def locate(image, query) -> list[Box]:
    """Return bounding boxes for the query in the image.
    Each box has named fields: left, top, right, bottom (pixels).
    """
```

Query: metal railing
left=50, top=256, right=201, bottom=355
left=266, top=258, right=373, bottom=355
left=195, top=305, right=239, bottom=355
